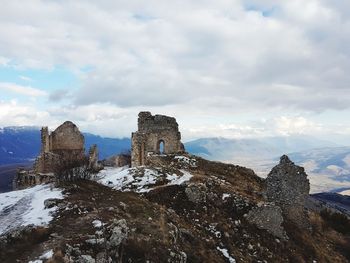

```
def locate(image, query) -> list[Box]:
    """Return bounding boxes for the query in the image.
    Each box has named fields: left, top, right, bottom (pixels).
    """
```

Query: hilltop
left=1, top=113, right=350, bottom=263
left=1, top=154, right=350, bottom=262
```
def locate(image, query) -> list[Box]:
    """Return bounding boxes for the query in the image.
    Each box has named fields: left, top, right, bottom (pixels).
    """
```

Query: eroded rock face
left=246, top=202, right=287, bottom=239
left=131, top=112, right=185, bottom=167
left=265, top=155, right=310, bottom=228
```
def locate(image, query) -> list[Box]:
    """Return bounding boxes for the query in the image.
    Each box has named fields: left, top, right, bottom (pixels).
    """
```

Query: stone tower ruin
left=131, top=112, right=185, bottom=167
left=34, top=121, right=85, bottom=173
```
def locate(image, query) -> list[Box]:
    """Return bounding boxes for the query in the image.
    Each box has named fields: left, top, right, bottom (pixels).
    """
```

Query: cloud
left=19, top=75, right=32, bottom=82
left=0, top=0, right=349, bottom=113
left=49, top=89, right=69, bottom=102
left=0, top=0, right=350, bottom=140
left=0, top=100, right=50, bottom=127
left=0, top=56, right=9, bottom=66
left=0, top=82, right=47, bottom=97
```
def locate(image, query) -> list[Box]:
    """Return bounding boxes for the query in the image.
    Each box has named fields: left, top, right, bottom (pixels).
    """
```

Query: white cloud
left=271, top=116, right=322, bottom=136
left=0, top=0, right=348, bottom=112
left=0, top=101, right=50, bottom=127
left=0, top=82, right=47, bottom=97
left=19, top=75, right=32, bottom=82
left=0, top=0, right=349, bottom=140
left=0, top=56, right=9, bottom=66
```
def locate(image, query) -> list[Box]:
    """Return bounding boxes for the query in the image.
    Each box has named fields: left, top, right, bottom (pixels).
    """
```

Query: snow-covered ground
left=96, top=166, right=193, bottom=193
left=28, top=249, right=54, bottom=263
left=217, top=247, right=236, bottom=263
left=0, top=184, right=63, bottom=235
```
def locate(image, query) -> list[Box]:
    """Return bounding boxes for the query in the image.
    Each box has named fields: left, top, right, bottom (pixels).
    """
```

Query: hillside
left=1, top=154, right=349, bottom=262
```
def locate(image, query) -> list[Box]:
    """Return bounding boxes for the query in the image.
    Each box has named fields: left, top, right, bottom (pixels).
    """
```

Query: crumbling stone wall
left=265, top=155, right=310, bottom=228
left=34, top=121, right=85, bottom=174
left=131, top=112, right=185, bottom=167
left=103, top=154, right=131, bottom=167
left=14, top=169, right=55, bottom=190
left=88, top=144, right=103, bottom=172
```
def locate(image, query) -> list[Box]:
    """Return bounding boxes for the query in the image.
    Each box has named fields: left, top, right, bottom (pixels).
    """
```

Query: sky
left=0, top=0, right=350, bottom=142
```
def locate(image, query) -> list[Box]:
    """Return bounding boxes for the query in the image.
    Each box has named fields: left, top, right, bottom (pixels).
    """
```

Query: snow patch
left=92, top=220, right=103, bottom=228
left=0, top=184, right=63, bottom=235
left=217, top=247, right=236, bottom=263
left=174, top=155, right=197, bottom=167
left=168, top=170, right=193, bottom=185
left=96, top=166, right=193, bottom=193
left=28, top=249, right=54, bottom=263
left=222, top=193, right=230, bottom=200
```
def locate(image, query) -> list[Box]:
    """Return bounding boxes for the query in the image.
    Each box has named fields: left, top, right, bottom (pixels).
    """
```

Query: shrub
left=320, top=209, right=350, bottom=235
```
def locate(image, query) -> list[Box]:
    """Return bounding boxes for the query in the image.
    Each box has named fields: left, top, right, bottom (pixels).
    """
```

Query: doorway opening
left=158, top=140, right=165, bottom=154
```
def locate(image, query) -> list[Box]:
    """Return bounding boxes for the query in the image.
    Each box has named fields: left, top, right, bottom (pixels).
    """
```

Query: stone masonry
left=131, top=112, right=185, bottom=167
left=34, top=121, right=85, bottom=174
left=265, top=155, right=310, bottom=228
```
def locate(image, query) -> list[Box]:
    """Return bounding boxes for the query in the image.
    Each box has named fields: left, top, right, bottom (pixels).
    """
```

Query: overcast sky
left=0, top=0, right=350, bottom=142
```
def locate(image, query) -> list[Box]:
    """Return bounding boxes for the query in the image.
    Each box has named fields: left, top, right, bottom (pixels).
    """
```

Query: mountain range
left=0, top=126, right=131, bottom=165
left=1, top=126, right=350, bottom=194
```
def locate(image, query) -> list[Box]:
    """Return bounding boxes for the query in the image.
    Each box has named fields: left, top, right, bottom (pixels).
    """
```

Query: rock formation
left=131, top=112, right=185, bottom=167
left=246, top=202, right=286, bottom=239
left=265, top=155, right=310, bottom=228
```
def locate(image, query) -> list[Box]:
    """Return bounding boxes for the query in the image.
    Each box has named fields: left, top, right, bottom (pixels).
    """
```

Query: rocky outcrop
left=246, top=202, right=287, bottom=239
left=108, top=219, right=129, bottom=249
left=185, top=183, right=207, bottom=203
left=131, top=112, right=185, bottom=167
left=265, top=155, right=310, bottom=228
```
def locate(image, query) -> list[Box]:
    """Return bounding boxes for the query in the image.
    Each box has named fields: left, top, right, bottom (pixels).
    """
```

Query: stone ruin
left=34, top=121, right=85, bottom=174
left=15, top=121, right=101, bottom=189
left=265, top=155, right=310, bottom=228
left=246, top=155, right=310, bottom=238
left=131, top=112, right=185, bottom=167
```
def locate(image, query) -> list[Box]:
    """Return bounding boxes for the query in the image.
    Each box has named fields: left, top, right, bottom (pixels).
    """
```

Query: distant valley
left=185, top=137, right=350, bottom=193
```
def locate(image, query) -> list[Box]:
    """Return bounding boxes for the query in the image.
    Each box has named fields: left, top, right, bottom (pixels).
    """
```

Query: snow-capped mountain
left=0, top=126, right=131, bottom=165
left=0, top=126, right=41, bottom=165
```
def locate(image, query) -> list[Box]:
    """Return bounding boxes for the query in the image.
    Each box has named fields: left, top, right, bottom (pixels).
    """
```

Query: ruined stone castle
left=15, top=121, right=100, bottom=189
left=131, top=112, right=185, bottom=167
left=34, top=121, right=85, bottom=174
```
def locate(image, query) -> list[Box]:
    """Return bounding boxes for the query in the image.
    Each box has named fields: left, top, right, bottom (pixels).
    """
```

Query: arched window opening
left=158, top=140, right=165, bottom=154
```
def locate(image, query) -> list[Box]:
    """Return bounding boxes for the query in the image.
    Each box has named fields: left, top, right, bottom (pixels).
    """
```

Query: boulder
left=246, top=202, right=287, bottom=239
left=185, top=183, right=207, bottom=203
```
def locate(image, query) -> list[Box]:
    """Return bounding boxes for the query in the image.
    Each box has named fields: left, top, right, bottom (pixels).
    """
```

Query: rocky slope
left=0, top=154, right=349, bottom=263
